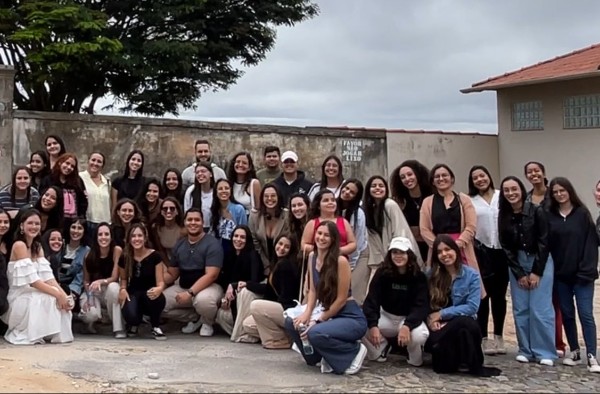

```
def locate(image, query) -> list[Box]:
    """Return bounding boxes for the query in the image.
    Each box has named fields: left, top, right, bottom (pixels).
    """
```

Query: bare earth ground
left=1, top=282, right=600, bottom=393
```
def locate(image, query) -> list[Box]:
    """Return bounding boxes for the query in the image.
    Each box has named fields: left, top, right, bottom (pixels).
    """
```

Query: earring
left=20, top=228, right=24, bottom=234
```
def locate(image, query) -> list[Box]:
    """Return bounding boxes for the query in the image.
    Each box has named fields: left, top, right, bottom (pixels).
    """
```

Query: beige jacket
left=248, top=209, right=290, bottom=272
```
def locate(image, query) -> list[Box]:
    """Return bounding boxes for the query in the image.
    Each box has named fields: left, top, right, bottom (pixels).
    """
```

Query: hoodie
left=272, top=170, right=313, bottom=206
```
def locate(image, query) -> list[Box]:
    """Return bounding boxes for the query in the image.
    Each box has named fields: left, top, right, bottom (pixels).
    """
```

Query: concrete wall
left=497, top=77, right=600, bottom=210
left=12, top=111, right=387, bottom=184
left=386, top=131, right=500, bottom=193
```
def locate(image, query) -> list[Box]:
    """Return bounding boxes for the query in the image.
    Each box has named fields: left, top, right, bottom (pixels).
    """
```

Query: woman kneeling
left=362, top=236, right=429, bottom=365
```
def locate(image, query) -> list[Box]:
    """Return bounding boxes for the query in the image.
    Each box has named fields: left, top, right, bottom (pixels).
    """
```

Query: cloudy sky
left=103, top=0, right=600, bottom=133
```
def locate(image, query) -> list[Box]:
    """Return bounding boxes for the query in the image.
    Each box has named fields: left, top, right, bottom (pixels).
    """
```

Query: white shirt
left=79, top=171, right=111, bottom=224
left=233, top=179, right=257, bottom=214
left=183, top=185, right=213, bottom=226
left=470, top=190, right=501, bottom=249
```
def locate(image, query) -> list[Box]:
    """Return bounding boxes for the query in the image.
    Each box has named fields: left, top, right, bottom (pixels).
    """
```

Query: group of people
left=0, top=135, right=598, bottom=377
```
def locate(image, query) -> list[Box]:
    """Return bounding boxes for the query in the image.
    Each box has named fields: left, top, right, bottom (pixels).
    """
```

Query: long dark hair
left=314, top=221, right=342, bottom=310
left=122, top=222, right=150, bottom=281
left=123, top=150, right=145, bottom=179
left=337, top=178, right=364, bottom=226
left=135, top=177, right=163, bottom=223
left=287, top=193, right=310, bottom=246
left=191, top=161, right=214, bottom=209
left=154, top=197, right=184, bottom=228
left=318, top=155, right=344, bottom=189
left=65, top=216, right=88, bottom=246
left=309, top=189, right=337, bottom=220
left=33, top=185, right=64, bottom=232
left=259, top=183, right=285, bottom=219
left=390, top=160, right=432, bottom=206
left=162, top=168, right=183, bottom=201
left=13, top=208, right=43, bottom=256
left=547, top=177, right=591, bottom=217
left=227, top=151, right=257, bottom=194
left=29, top=150, right=50, bottom=187
left=231, top=225, right=255, bottom=256
left=112, top=199, right=142, bottom=228
left=271, top=233, right=298, bottom=274
left=467, top=165, right=495, bottom=196
left=210, top=179, right=239, bottom=236
left=498, top=176, right=528, bottom=236
left=363, top=175, right=389, bottom=235
left=381, top=247, right=420, bottom=278
left=85, top=222, right=116, bottom=277
left=429, top=234, right=463, bottom=311
left=45, top=135, right=66, bottom=158
left=9, top=166, right=33, bottom=204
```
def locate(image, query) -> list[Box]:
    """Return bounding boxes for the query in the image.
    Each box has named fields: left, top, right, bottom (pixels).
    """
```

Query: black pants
left=477, top=248, right=509, bottom=337
left=121, top=290, right=166, bottom=328
left=425, top=316, right=484, bottom=374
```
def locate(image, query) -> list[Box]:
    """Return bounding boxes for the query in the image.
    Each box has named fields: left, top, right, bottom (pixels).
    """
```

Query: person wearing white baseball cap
left=272, top=151, right=313, bottom=206
left=362, top=236, right=429, bottom=366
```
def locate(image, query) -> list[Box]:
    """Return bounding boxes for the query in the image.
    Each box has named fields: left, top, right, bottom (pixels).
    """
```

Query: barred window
left=512, top=101, right=543, bottom=131
left=564, top=94, right=600, bottom=129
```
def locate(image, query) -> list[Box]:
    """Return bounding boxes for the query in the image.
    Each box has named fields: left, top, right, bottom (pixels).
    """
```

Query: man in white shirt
left=181, top=140, right=226, bottom=190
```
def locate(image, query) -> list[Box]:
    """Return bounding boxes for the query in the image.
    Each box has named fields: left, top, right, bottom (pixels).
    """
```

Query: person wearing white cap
left=362, top=236, right=429, bottom=366
left=272, top=151, right=313, bottom=206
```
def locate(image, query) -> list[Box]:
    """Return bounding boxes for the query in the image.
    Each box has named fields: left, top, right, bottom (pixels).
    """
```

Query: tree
left=0, top=0, right=319, bottom=115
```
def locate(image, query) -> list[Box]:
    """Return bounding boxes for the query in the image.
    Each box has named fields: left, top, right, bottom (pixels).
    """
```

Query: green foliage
left=0, top=0, right=319, bottom=115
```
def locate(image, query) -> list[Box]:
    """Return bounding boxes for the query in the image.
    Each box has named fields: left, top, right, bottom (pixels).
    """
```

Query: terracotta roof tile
left=462, top=43, right=600, bottom=93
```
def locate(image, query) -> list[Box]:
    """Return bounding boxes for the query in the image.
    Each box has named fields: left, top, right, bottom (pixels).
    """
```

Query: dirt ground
left=0, top=351, right=97, bottom=393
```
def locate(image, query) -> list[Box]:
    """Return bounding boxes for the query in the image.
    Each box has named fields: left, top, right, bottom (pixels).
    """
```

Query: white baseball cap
left=388, top=237, right=413, bottom=252
left=281, top=151, right=298, bottom=162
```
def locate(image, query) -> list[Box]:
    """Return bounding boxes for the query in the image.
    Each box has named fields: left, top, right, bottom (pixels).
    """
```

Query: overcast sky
left=103, top=0, right=600, bottom=134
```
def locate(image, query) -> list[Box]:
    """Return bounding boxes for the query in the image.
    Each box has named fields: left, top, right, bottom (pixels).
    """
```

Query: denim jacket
left=59, top=245, right=90, bottom=295
left=439, top=265, right=481, bottom=321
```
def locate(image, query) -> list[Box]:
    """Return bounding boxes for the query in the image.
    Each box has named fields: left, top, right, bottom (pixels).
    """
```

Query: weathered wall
left=497, top=78, right=600, bottom=210
left=386, top=131, right=500, bottom=193
left=0, top=66, right=15, bottom=186
left=12, top=111, right=387, bottom=184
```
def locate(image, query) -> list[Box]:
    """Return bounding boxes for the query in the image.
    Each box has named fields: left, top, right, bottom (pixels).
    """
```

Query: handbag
left=473, top=239, right=495, bottom=279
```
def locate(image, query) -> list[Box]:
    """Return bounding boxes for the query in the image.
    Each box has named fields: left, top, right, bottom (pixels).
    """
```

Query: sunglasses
left=161, top=206, right=176, bottom=212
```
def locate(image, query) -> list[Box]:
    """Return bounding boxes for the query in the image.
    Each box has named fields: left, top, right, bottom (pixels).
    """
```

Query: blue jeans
left=555, top=280, right=597, bottom=357
left=509, top=251, right=556, bottom=360
left=284, top=300, right=367, bottom=374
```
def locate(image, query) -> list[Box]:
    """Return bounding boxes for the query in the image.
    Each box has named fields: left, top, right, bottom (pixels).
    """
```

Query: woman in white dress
left=1, top=209, right=74, bottom=345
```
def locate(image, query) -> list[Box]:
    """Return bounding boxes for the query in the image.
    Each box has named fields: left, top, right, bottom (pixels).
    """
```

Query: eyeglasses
left=161, top=206, right=176, bottom=212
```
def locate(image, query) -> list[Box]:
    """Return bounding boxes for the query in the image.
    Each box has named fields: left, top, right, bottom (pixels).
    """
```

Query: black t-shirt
left=118, top=251, right=161, bottom=292
left=112, top=176, right=145, bottom=201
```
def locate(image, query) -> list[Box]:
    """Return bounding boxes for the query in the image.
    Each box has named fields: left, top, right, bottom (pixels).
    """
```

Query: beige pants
left=362, top=308, right=429, bottom=365
left=242, top=299, right=291, bottom=349
left=351, top=247, right=370, bottom=306
left=162, top=281, right=223, bottom=325
left=229, top=288, right=261, bottom=342
left=78, top=282, right=125, bottom=332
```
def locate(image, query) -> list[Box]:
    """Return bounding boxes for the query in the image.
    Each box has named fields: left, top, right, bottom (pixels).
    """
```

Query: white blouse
left=470, top=190, right=501, bottom=249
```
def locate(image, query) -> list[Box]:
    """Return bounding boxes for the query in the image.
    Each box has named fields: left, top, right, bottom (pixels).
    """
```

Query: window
left=564, top=94, right=600, bottom=129
left=512, top=100, right=543, bottom=131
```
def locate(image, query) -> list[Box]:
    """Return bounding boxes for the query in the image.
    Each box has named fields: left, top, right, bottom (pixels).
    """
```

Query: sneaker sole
left=563, top=360, right=582, bottom=366
left=154, top=336, right=167, bottom=341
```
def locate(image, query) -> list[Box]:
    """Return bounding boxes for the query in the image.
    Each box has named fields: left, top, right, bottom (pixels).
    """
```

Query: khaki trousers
left=79, top=282, right=125, bottom=332
left=351, top=247, right=370, bottom=306
left=162, top=281, right=223, bottom=325
left=243, top=299, right=291, bottom=349
left=230, top=288, right=261, bottom=342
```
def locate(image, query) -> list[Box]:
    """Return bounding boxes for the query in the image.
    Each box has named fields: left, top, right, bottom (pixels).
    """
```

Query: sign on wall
left=341, top=139, right=363, bottom=162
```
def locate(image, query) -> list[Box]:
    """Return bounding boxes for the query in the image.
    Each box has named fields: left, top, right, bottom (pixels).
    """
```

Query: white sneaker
left=199, top=324, right=214, bottom=337
left=114, top=330, right=127, bottom=339
left=181, top=319, right=202, bottom=334
left=482, top=337, right=497, bottom=355
left=516, top=355, right=529, bottom=363
left=587, top=354, right=600, bottom=373
left=539, top=359, right=554, bottom=366
left=563, top=350, right=582, bottom=366
left=320, top=358, right=333, bottom=374
left=494, top=335, right=506, bottom=354
left=344, top=344, right=367, bottom=375
left=291, top=343, right=301, bottom=354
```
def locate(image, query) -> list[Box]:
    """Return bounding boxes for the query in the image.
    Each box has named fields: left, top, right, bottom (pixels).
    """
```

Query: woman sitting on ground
left=425, top=234, right=501, bottom=377
left=362, top=236, right=429, bottom=366
left=284, top=221, right=368, bottom=375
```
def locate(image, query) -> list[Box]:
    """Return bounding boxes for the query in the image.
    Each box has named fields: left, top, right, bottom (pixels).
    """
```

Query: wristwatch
left=187, top=289, right=195, bottom=297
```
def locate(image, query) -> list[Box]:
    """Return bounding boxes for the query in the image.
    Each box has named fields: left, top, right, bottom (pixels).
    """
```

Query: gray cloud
left=102, top=0, right=600, bottom=133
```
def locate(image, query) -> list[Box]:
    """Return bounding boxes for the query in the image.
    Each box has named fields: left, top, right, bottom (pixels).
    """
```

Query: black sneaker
left=152, top=327, right=167, bottom=341
left=377, top=343, right=392, bottom=363
left=127, top=326, right=139, bottom=337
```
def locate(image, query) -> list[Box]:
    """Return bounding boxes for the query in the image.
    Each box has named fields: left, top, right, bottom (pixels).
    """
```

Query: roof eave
left=460, top=70, right=600, bottom=94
